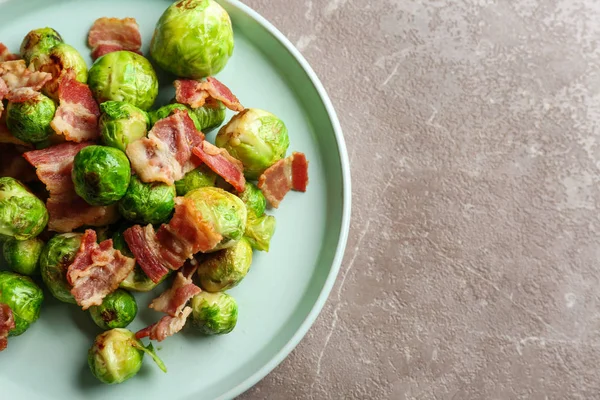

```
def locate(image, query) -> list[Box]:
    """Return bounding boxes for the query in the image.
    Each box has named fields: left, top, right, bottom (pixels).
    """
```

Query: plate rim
left=215, top=1, right=352, bottom=398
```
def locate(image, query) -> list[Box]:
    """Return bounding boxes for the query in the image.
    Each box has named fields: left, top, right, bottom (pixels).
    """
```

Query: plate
left=0, top=1, right=351, bottom=399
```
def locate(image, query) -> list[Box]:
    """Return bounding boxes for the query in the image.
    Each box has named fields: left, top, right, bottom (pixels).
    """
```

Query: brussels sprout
left=20, top=27, right=63, bottom=65
left=174, top=165, right=217, bottom=196
left=39, top=233, right=82, bottom=304
left=215, top=109, right=290, bottom=179
left=99, top=101, right=149, bottom=152
left=191, top=101, right=226, bottom=133
left=189, top=291, right=237, bottom=335
left=89, top=289, right=137, bottom=330
left=238, top=182, right=266, bottom=217
left=38, top=43, right=88, bottom=100
left=118, top=176, right=175, bottom=225
left=72, top=146, right=131, bottom=206
left=88, top=328, right=166, bottom=384
left=149, top=103, right=201, bottom=131
left=245, top=213, right=275, bottom=252
left=3, top=237, right=44, bottom=275
left=150, top=0, right=234, bottom=78
left=185, top=187, right=247, bottom=251
left=196, top=237, right=252, bottom=292
left=0, top=177, right=49, bottom=240
left=5, top=93, right=56, bottom=143
left=88, top=51, right=159, bottom=110
left=0, top=271, right=43, bottom=336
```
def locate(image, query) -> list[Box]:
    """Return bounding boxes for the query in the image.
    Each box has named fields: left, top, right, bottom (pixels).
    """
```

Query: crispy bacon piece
left=67, top=230, right=136, bottom=310
left=0, top=303, right=15, bottom=352
left=149, top=272, right=201, bottom=316
left=23, top=142, right=119, bottom=232
left=0, top=43, right=19, bottom=62
left=258, top=152, right=309, bottom=208
left=50, top=71, right=100, bottom=142
left=124, top=197, right=222, bottom=283
left=126, top=110, right=204, bottom=185
left=88, top=17, right=142, bottom=61
left=0, top=78, right=6, bottom=118
left=0, top=60, right=51, bottom=99
left=174, top=77, right=244, bottom=112
left=192, top=141, right=246, bottom=192
left=135, top=307, right=192, bottom=342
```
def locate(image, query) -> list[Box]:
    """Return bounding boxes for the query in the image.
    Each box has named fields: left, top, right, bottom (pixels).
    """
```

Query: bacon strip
left=149, top=272, right=201, bottom=316
left=23, top=142, right=119, bottom=232
left=192, top=141, right=245, bottom=192
left=258, top=152, right=309, bottom=208
left=88, top=17, right=142, bottom=61
left=0, top=43, right=19, bottom=62
left=0, top=303, right=15, bottom=352
left=0, top=60, right=51, bottom=101
left=136, top=307, right=192, bottom=342
left=126, top=110, right=204, bottom=185
left=67, top=230, right=136, bottom=310
left=174, top=77, right=243, bottom=112
left=124, top=197, right=222, bottom=283
left=50, top=71, right=100, bottom=142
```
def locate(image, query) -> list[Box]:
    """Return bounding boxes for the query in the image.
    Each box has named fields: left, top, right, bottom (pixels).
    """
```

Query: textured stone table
left=241, top=0, right=600, bottom=398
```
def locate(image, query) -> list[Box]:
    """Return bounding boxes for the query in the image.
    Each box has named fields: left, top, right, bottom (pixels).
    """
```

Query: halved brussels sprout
left=149, top=103, right=201, bottom=131
left=3, top=237, right=44, bottom=276
left=72, top=145, right=131, bottom=206
left=174, top=165, right=217, bottom=196
left=100, top=101, right=149, bottom=152
left=6, top=93, right=56, bottom=143
left=38, top=43, right=88, bottom=100
left=185, top=187, right=247, bottom=251
left=238, top=182, right=266, bottom=217
left=118, top=176, right=176, bottom=225
left=89, top=289, right=137, bottom=330
left=189, top=291, right=238, bottom=335
left=245, top=213, right=275, bottom=252
left=39, top=233, right=82, bottom=304
left=88, top=51, right=159, bottom=110
left=0, top=177, right=49, bottom=240
left=20, top=27, right=63, bottom=65
left=195, top=237, right=252, bottom=292
left=190, top=101, right=226, bottom=133
left=88, top=328, right=166, bottom=384
left=215, top=109, right=290, bottom=179
left=0, top=271, right=44, bottom=336
left=150, top=0, right=234, bottom=78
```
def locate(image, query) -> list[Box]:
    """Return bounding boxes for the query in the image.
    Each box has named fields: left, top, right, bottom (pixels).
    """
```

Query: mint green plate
left=0, top=0, right=350, bottom=399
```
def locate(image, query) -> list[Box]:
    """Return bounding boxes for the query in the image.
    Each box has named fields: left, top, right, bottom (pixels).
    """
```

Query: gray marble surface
left=240, top=0, right=600, bottom=398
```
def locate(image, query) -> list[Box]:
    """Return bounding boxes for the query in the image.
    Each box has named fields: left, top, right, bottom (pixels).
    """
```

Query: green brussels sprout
left=20, top=27, right=63, bottom=65
left=88, top=328, right=166, bottom=384
left=215, top=109, right=290, bottom=179
left=185, top=187, right=247, bottom=251
left=174, top=165, right=217, bottom=196
left=190, top=101, right=226, bottom=133
left=89, top=289, right=137, bottom=330
left=189, top=291, right=237, bottom=335
left=0, top=271, right=43, bottom=336
left=99, top=101, right=149, bottom=152
left=245, top=213, right=275, bottom=252
left=118, top=176, right=176, bottom=225
left=3, top=237, right=44, bottom=275
left=72, top=145, right=131, bottom=206
left=238, top=182, right=266, bottom=217
left=149, top=103, right=202, bottom=131
left=39, top=43, right=89, bottom=100
left=39, top=233, right=82, bottom=304
left=5, top=93, right=56, bottom=143
left=88, top=51, right=159, bottom=110
left=196, top=237, right=252, bottom=292
left=0, top=177, right=49, bottom=240
left=150, top=0, right=234, bottom=78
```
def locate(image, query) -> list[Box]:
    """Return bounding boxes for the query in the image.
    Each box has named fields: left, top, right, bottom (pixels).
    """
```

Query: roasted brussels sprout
left=174, top=165, right=217, bottom=196
left=99, top=101, right=149, bottom=152
left=0, top=177, right=48, bottom=240
left=185, top=187, right=247, bottom=251
left=72, top=146, right=131, bottom=206
left=189, top=291, right=238, bottom=335
left=245, top=213, right=275, bottom=252
left=39, top=233, right=82, bottom=304
left=20, top=27, right=63, bottom=65
left=3, top=237, right=44, bottom=276
left=0, top=271, right=43, bottom=336
left=88, top=328, right=166, bottom=384
left=150, top=0, right=234, bottom=78
left=191, top=101, right=226, bottom=133
left=238, top=182, right=266, bottom=217
left=89, top=289, right=137, bottom=330
left=5, top=93, right=56, bottom=143
left=196, top=237, right=252, bottom=292
left=38, top=43, right=89, bottom=99
left=88, top=51, right=159, bottom=110
left=215, top=109, right=290, bottom=179
left=118, top=176, right=176, bottom=225
left=149, top=103, right=201, bottom=131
